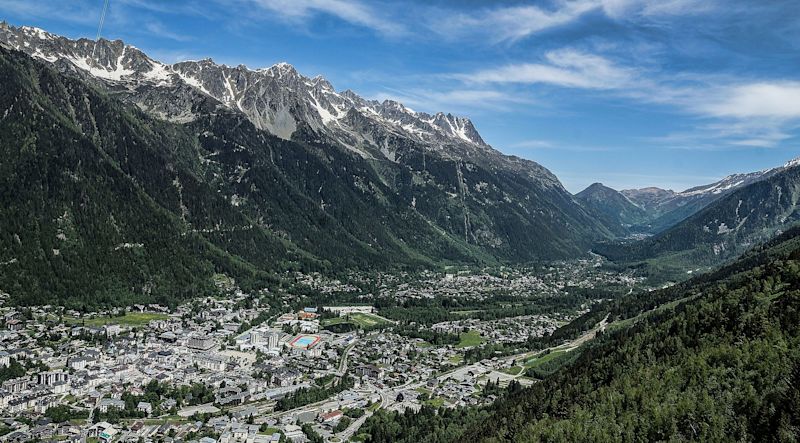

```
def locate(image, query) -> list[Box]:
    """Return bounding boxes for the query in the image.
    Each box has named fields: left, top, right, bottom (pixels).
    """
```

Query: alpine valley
left=0, top=22, right=799, bottom=306
left=0, top=11, right=800, bottom=443
left=0, top=23, right=616, bottom=307
left=1, top=12, right=800, bottom=443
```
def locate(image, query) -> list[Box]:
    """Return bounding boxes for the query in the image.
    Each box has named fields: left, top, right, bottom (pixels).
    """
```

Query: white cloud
left=437, top=0, right=597, bottom=43
left=458, top=49, right=635, bottom=90
left=247, top=0, right=403, bottom=36
left=449, top=46, right=800, bottom=148
left=601, top=0, right=716, bottom=18
left=372, top=88, right=533, bottom=114
left=144, top=22, right=192, bottom=42
left=431, top=0, right=716, bottom=43
left=510, top=139, right=556, bottom=149
left=697, top=82, right=800, bottom=119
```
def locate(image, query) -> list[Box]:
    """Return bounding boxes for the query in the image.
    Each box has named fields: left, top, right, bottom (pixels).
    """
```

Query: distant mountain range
left=593, top=159, right=800, bottom=278
left=576, top=158, right=799, bottom=235
left=621, top=164, right=791, bottom=233
left=1, top=22, right=798, bottom=305
left=574, top=183, right=649, bottom=236
left=0, top=23, right=617, bottom=307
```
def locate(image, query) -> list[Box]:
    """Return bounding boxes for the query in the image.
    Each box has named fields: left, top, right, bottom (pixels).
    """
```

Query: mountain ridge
left=574, top=182, right=648, bottom=235
left=621, top=160, right=796, bottom=233
left=597, top=160, right=800, bottom=278
left=0, top=25, right=619, bottom=306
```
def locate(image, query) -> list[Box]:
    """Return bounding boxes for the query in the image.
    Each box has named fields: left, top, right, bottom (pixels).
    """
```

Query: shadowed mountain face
left=575, top=183, right=648, bottom=235
left=0, top=25, right=620, bottom=306
left=621, top=164, right=790, bottom=233
left=597, top=162, right=800, bottom=277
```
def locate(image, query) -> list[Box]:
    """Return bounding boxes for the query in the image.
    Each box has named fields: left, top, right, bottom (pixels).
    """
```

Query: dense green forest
left=360, top=227, right=800, bottom=442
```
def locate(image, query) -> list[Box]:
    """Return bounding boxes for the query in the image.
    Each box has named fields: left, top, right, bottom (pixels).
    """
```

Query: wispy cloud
left=458, top=49, right=635, bottom=89
left=509, top=139, right=617, bottom=152
left=431, top=0, right=716, bottom=43
left=697, top=82, right=800, bottom=119
left=371, top=88, right=534, bottom=114
left=510, top=139, right=556, bottom=149
left=448, top=45, right=800, bottom=149
left=647, top=119, right=798, bottom=150
left=600, top=0, right=717, bottom=19
left=434, top=0, right=597, bottom=43
left=144, top=21, right=192, bottom=42
left=244, top=0, right=404, bottom=36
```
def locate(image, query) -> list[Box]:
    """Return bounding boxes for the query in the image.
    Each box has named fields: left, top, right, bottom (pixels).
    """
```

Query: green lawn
left=456, top=330, right=485, bottom=348
left=320, top=316, right=349, bottom=327
left=321, top=312, right=389, bottom=328
left=450, top=310, right=483, bottom=316
left=66, top=312, right=168, bottom=327
left=524, top=349, right=568, bottom=369
left=447, top=354, right=464, bottom=365
left=425, top=397, right=446, bottom=408
left=259, top=427, right=280, bottom=435
left=501, top=366, right=523, bottom=375
left=350, top=312, right=389, bottom=327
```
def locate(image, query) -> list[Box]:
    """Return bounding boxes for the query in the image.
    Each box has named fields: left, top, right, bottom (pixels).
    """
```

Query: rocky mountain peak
left=0, top=23, right=555, bottom=184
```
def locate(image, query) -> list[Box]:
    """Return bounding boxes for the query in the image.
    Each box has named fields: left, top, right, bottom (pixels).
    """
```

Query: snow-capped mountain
left=621, top=157, right=800, bottom=233
left=0, top=21, right=614, bottom=273
left=0, top=23, right=496, bottom=163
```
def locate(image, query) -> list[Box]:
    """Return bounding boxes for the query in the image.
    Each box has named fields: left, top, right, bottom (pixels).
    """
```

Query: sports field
left=66, top=312, right=168, bottom=327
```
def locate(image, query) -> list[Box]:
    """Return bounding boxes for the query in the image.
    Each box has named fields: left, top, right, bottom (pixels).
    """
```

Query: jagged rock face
left=0, top=22, right=561, bottom=187
left=0, top=22, right=616, bottom=264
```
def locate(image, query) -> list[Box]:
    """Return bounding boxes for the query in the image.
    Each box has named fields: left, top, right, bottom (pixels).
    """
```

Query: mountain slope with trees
left=596, top=163, right=800, bottom=279
left=361, top=226, right=800, bottom=442
left=575, top=182, right=649, bottom=235
left=0, top=40, right=613, bottom=307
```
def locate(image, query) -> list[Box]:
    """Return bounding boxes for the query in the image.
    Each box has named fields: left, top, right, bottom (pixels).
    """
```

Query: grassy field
left=66, top=312, right=168, bottom=327
left=447, top=354, right=464, bottom=365
left=501, top=366, right=524, bottom=375
left=350, top=312, right=390, bottom=327
left=450, top=309, right=483, bottom=316
left=524, top=349, right=568, bottom=369
left=259, top=427, right=280, bottom=435
left=425, top=397, right=446, bottom=408
left=456, top=330, right=485, bottom=348
left=321, top=312, right=389, bottom=328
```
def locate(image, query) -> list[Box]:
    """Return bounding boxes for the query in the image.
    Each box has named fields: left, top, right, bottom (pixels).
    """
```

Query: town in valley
left=0, top=260, right=639, bottom=442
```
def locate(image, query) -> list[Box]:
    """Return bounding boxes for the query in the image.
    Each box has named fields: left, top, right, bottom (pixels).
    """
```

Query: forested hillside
left=0, top=44, right=615, bottom=308
left=361, top=227, right=800, bottom=442
left=597, top=164, right=800, bottom=280
left=574, top=182, right=648, bottom=235
left=0, top=46, right=292, bottom=308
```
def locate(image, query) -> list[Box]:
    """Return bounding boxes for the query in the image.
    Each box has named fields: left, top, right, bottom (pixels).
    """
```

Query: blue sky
left=1, top=0, right=799, bottom=192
